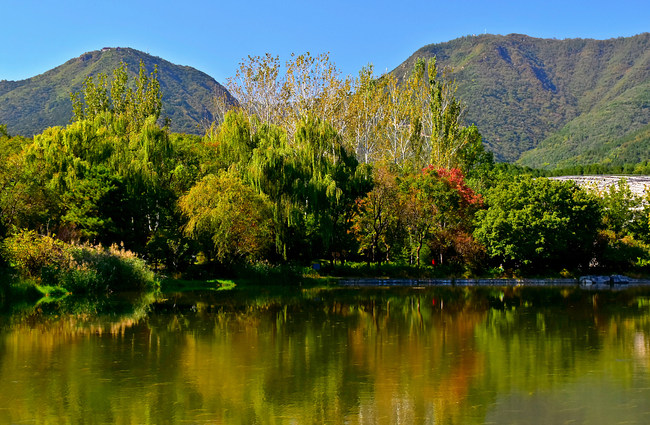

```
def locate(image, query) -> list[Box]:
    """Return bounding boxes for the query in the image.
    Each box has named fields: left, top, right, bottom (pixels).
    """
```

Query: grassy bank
left=1, top=231, right=157, bottom=299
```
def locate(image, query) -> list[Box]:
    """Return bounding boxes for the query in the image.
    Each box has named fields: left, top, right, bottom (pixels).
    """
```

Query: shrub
left=67, top=243, right=155, bottom=292
left=1, top=230, right=70, bottom=279
left=1, top=230, right=155, bottom=294
left=596, top=230, right=650, bottom=272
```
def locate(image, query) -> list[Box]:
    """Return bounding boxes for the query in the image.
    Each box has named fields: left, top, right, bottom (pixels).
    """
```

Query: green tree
left=592, top=179, right=650, bottom=270
left=474, top=176, right=602, bottom=272
left=20, top=122, right=118, bottom=240
left=599, top=179, right=647, bottom=239
left=208, top=111, right=369, bottom=262
left=179, top=170, right=273, bottom=263
left=71, top=61, right=162, bottom=132
left=0, top=142, right=53, bottom=237
left=8, top=111, right=205, bottom=270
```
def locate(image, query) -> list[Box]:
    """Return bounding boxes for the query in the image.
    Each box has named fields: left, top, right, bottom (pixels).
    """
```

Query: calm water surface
left=0, top=285, right=649, bottom=424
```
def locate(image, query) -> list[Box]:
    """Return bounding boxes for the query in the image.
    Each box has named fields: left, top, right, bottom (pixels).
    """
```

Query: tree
left=227, top=52, right=352, bottom=139
left=0, top=142, right=53, bottom=237
left=71, top=60, right=162, bottom=132
left=206, top=108, right=369, bottom=262
left=347, top=65, right=386, bottom=164
left=352, top=166, right=402, bottom=264
left=599, top=179, right=647, bottom=239
left=0, top=127, right=34, bottom=237
left=591, top=179, right=650, bottom=270
left=8, top=106, right=205, bottom=270
left=291, top=115, right=371, bottom=261
left=407, top=58, right=492, bottom=174
left=225, top=52, right=492, bottom=182
left=227, top=53, right=284, bottom=128
left=179, top=170, right=273, bottom=263
left=401, top=167, right=483, bottom=267
left=474, top=176, right=601, bottom=272
left=283, top=52, right=352, bottom=137
left=380, top=74, right=413, bottom=169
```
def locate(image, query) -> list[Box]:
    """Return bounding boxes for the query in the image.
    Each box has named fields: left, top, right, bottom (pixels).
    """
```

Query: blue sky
left=1, top=0, right=648, bottom=83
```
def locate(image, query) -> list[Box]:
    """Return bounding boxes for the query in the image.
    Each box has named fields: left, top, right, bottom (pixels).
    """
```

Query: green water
left=0, top=286, right=649, bottom=424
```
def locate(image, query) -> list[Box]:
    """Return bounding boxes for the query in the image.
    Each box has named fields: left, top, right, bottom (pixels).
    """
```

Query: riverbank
left=338, top=276, right=650, bottom=289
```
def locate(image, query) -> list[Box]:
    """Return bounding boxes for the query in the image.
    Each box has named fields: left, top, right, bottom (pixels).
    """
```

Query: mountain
left=0, top=47, right=235, bottom=136
left=392, top=33, right=650, bottom=167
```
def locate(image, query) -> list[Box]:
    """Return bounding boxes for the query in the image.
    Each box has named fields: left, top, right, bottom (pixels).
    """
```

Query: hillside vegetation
left=1, top=35, right=648, bottom=169
left=392, top=33, right=650, bottom=167
left=0, top=47, right=235, bottom=136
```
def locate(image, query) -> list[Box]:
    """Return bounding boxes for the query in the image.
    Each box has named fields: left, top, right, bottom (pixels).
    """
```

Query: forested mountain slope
left=3, top=36, right=648, bottom=169
left=392, top=33, right=650, bottom=167
left=0, top=47, right=235, bottom=136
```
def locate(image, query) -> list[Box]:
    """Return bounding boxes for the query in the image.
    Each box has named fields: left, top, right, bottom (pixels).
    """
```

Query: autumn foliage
left=351, top=165, right=485, bottom=269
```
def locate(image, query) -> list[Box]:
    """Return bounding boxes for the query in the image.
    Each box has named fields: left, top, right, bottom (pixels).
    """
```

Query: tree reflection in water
left=0, top=286, right=648, bottom=424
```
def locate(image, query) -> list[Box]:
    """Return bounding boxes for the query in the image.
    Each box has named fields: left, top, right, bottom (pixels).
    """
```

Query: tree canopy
left=1, top=52, right=649, bottom=285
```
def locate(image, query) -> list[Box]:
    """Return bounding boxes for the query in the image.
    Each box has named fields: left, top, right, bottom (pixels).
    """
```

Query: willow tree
left=205, top=109, right=256, bottom=170
left=179, top=170, right=273, bottom=263
left=246, top=116, right=368, bottom=261
left=292, top=115, right=371, bottom=261
left=206, top=108, right=369, bottom=262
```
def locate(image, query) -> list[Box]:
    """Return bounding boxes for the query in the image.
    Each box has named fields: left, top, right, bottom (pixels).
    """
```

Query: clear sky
left=1, top=0, right=648, bottom=84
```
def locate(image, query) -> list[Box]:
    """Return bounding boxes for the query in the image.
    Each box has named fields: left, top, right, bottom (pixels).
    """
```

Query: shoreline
left=337, top=277, right=650, bottom=289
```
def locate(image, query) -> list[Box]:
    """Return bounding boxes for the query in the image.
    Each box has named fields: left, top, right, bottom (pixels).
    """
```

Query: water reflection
left=0, top=286, right=649, bottom=423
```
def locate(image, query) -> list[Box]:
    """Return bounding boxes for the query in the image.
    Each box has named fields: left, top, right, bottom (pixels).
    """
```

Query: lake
left=0, top=285, right=649, bottom=424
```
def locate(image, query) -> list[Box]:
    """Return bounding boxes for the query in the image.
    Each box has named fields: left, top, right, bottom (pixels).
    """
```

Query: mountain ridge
left=0, top=47, right=235, bottom=136
left=2, top=36, right=649, bottom=169
left=391, top=32, right=650, bottom=166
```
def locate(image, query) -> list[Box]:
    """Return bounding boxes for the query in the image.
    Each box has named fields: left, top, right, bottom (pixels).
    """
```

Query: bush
left=1, top=230, right=156, bottom=294
left=1, top=230, right=69, bottom=278
left=67, top=243, right=155, bottom=292
left=596, top=230, right=650, bottom=272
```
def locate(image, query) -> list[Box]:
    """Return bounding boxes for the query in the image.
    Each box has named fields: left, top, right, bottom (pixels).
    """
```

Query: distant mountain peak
left=392, top=33, right=650, bottom=166
left=0, top=48, right=236, bottom=136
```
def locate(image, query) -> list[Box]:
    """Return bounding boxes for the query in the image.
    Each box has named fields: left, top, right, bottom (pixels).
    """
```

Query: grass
left=160, top=278, right=236, bottom=293
left=35, top=284, right=69, bottom=299
left=158, top=260, right=475, bottom=294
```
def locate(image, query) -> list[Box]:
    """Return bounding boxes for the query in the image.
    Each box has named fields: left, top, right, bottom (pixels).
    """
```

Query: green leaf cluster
left=192, top=110, right=371, bottom=263
left=474, top=176, right=602, bottom=272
